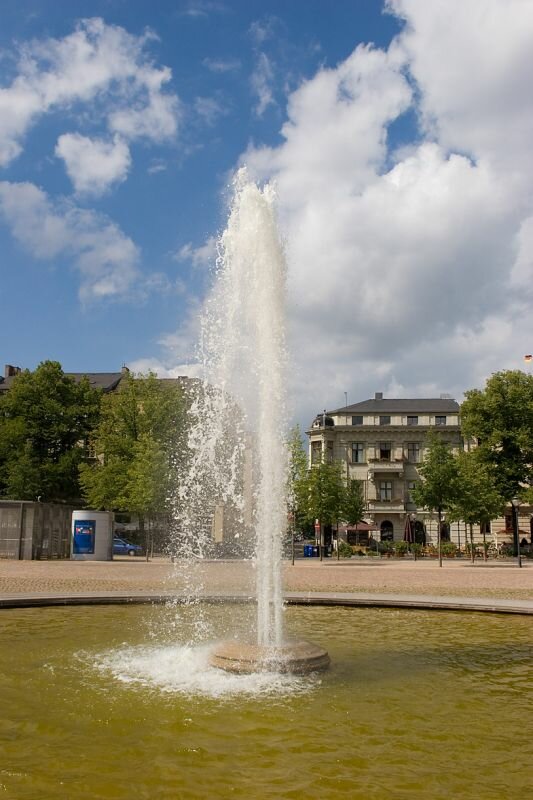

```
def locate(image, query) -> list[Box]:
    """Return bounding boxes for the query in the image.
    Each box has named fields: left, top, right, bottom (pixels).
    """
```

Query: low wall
left=0, top=501, right=73, bottom=560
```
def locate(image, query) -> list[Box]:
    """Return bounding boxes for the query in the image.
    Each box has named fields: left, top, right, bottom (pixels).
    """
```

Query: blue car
left=113, top=537, right=143, bottom=556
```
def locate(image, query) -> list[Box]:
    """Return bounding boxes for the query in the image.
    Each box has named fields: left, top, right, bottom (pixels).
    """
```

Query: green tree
left=411, top=434, right=461, bottom=567
left=79, top=372, right=185, bottom=555
left=0, top=361, right=101, bottom=502
left=287, top=425, right=310, bottom=534
left=447, top=450, right=504, bottom=563
left=306, top=461, right=345, bottom=529
left=342, top=478, right=365, bottom=526
left=461, top=370, right=533, bottom=500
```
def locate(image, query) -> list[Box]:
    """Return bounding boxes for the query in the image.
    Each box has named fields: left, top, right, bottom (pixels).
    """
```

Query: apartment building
left=307, top=392, right=462, bottom=544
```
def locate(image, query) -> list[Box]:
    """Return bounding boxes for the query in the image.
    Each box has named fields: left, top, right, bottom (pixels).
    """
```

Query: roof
left=0, top=370, right=125, bottom=394
left=0, top=376, right=16, bottom=393
left=67, top=372, right=124, bottom=392
left=329, top=398, right=460, bottom=414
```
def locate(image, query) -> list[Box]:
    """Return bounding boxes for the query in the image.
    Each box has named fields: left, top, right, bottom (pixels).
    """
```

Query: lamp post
left=437, top=510, right=444, bottom=568
left=511, top=497, right=522, bottom=568
left=410, top=513, right=417, bottom=560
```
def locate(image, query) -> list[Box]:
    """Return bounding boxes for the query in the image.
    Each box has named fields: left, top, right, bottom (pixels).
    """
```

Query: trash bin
left=312, top=545, right=319, bottom=557
left=304, top=544, right=313, bottom=557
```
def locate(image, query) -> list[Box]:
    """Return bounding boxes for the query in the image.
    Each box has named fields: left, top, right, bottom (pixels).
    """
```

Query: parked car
left=113, top=537, right=143, bottom=556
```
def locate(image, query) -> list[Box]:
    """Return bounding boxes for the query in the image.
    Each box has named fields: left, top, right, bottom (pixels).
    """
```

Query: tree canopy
left=287, top=425, right=309, bottom=532
left=447, top=450, right=504, bottom=528
left=461, top=370, right=533, bottom=500
left=342, top=478, right=365, bottom=526
left=79, top=372, right=186, bottom=533
left=411, top=434, right=460, bottom=516
left=0, top=361, right=101, bottom=502
left=286, top=428, right=365, bottom=531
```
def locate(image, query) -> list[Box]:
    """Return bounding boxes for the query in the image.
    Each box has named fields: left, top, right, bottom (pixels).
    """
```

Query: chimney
left=374, top=392, right=383, bottom=401
left=5, top=365, right=21, bottom=378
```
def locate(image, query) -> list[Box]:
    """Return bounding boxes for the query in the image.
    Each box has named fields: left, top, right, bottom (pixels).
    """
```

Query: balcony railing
left=368, top=498, right=406, bottom=513
left=367, top=459, right=405, bottom=475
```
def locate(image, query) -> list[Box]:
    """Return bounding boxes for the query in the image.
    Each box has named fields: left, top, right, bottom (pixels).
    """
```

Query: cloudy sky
left=1, top=0, right=532, bottom=427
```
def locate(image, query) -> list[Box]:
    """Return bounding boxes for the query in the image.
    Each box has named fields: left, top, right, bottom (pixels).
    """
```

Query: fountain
left=173, top=169, right=329, bottom=673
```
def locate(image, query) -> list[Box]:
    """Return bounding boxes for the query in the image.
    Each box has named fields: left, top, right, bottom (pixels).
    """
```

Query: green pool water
left=0, top=603, right=531, bottom=800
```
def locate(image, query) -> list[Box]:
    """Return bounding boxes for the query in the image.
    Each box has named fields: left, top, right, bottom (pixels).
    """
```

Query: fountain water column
left=192, top=171, right=329, bottom=672
left=219, top=176, right=287, bottom=648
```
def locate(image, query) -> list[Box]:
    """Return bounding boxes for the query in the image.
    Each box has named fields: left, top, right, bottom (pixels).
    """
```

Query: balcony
left=368, top=498, right=406, bottom=513
left=367, top=459, right=405, bottom=477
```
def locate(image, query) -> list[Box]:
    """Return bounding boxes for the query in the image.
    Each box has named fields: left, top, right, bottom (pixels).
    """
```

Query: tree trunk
left=437, top=508, right=442, bottom=568
left=470, top=522, right=475, bottom=565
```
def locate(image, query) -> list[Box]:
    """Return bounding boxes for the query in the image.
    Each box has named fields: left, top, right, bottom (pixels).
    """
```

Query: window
left=407, top=416, right=418, bottom=426
left=379, top=442, right=391, bottom=461
left=379, top=415, right=391, bottom=425
left=352, top=415, right=363, bottom=426
left=380, top=520, right=394, bottom=541
left=407, top=443, right=420, bottom=463
left=379, top=481, right=392, bottom=501
left=435, top=415, right=447, bottom=426
left=407, top=481, right=417, bottom=501
left=311, top=441, right=322, bottom=464
left=326, top=441, right=334, bottom=463
left=351, top=443, right=364, bottom=463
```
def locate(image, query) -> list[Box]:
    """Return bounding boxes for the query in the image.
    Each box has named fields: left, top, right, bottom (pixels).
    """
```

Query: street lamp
left=437, top=511, right=444, bottom=568
left=410, top=513, right=417, bottom=560
left=511, top=497, right=522, bottom=568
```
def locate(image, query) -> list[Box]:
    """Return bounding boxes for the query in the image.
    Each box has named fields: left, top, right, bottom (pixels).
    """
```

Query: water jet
left=174, top=169, right=329, bottom=673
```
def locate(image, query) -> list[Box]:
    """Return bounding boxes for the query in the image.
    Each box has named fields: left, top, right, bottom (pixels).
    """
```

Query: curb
left=1, top=591, right=532, bottom=615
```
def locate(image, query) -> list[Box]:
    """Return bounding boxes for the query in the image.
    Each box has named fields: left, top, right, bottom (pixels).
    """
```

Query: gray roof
left=329, top=398, right=460, bottom=414
left=67, top=372, right=124, bottom=392
left=0, top=371, right=125, bottom=393
left=0, top=376, right=15, bottom=393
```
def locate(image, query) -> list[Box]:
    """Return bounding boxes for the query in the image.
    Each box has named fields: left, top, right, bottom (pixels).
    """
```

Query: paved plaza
left=0, top=557, right=531, bottom=606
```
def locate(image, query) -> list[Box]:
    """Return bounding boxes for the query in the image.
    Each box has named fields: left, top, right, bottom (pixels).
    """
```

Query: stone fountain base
left=209, top=639, right=330, bottom=674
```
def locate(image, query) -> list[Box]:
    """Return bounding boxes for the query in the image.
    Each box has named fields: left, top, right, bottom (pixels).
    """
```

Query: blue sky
left=1, top=0, right=532, bottom=425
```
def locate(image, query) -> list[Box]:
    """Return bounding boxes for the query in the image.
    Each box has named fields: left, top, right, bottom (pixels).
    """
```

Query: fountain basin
left=209, top=638, right=330, bottom=673
left=1, top=603, right=532, bottom=800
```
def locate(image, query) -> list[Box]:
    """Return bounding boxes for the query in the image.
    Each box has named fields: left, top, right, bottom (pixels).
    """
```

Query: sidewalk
left=0, top=557, right=531, bottom=611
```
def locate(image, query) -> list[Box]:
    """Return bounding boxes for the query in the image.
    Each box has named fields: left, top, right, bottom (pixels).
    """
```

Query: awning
left=495, top=528, right=529, bottom=539
left=340, top=521, right=377, bottom=532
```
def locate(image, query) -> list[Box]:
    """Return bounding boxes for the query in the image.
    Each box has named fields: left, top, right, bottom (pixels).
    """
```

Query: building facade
left=307, top=392, right=464, bottom=546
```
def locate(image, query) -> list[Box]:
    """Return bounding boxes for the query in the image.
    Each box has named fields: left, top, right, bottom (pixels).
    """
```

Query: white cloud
left=0, top=17, right=180, bottom=168
left=147, top=159, right=167, bottom=174
left=250, top=52, right=275, bottom=117
left=180, top=1, right=228, bottom=18
left=239, top=1, right=533, bottom=424
left=203, top=57, right=241, bottom=73
left=388, top=0, right=533, bottom=173
left=0, top=180, right=140, bottom=302
left=174, top=236, right=217, bottom=269
left=127, top=357, right=203, bottom=379
left=55, top=133, right=131, bottom=195
left=194, top=96, right=227, bottom=126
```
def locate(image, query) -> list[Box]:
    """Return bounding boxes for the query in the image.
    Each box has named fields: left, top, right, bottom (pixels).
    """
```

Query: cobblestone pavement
left=0, top=557, right=531, bottom=600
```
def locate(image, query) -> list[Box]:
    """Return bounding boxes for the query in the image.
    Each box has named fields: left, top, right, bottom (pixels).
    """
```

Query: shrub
left=393, top=540, right=409, bottom=556
left=441, top=541, right=457, bottom=557
left=337, top=540, right=353, bottom=559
